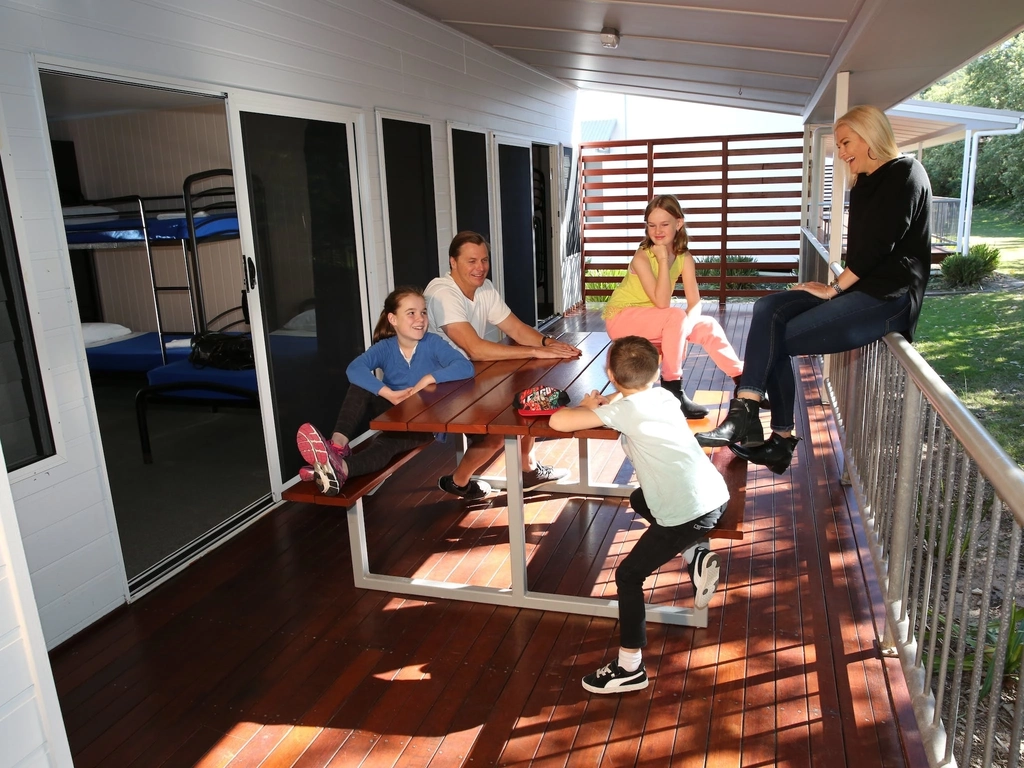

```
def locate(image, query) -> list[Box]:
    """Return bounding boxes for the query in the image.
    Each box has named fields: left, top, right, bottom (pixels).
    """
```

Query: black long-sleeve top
left=846, top=155, right=932, bottom=341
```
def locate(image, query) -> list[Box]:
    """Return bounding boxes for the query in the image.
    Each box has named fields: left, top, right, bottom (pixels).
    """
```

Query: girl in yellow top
left=603, top=194, right=744, bottom=419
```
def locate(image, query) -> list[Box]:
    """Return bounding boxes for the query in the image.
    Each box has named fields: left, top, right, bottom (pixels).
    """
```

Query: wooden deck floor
left=48, top=305, right=927, bottom=767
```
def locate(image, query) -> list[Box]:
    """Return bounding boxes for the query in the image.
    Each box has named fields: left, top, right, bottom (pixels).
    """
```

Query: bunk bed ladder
left=137, top=197, right=200, bottom=366
left=183, top=168, right=235, bottom=333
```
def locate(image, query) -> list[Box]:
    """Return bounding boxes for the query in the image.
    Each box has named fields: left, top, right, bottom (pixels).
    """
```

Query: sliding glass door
left=227, top=95, right=370, bottom=491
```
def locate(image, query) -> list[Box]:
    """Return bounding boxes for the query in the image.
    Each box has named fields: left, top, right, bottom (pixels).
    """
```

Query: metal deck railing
left=811, top=228, right=1024, bottom=767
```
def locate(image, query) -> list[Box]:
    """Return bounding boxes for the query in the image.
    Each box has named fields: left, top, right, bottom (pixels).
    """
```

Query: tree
left=918, top=33, right=1024, bottom=217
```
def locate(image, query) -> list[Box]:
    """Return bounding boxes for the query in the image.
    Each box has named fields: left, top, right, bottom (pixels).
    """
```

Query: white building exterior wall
left=0, top=441, right=74, bottom=767
left=0, top=0, right=576, bottom=648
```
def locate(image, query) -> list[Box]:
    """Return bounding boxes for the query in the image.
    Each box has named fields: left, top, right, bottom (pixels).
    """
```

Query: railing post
left=882, top=380, right=923, bottom=651
left=719, top=139, right=728, bottom=309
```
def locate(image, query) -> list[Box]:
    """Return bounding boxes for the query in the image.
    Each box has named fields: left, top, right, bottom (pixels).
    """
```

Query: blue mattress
left=86, top=332, right=192, bottom=372
left=146, top=359, right=257, bottom=401
left=65, top=212, right=239, bottom=245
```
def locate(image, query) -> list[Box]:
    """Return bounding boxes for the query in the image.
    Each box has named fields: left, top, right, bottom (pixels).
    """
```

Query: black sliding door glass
left=451, top=128, right=491, bottom=242
left=240, top=112, right=365, bottom=478
left=382, top=118, right=439, bottom=290
left=497, top=143, right=536, bottom=328
left=0, top=169, right=53, bottom=471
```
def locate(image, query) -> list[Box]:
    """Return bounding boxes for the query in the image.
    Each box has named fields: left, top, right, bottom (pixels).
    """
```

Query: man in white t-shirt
left=425, top=230, right=582, bottom=499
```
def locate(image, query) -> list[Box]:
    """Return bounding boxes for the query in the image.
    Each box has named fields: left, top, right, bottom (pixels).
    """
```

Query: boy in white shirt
left=549, top=335, right=728, bottom=694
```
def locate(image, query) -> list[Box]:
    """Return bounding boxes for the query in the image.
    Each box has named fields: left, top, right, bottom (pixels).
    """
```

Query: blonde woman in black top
left=696, top=105, right=932, bottom=474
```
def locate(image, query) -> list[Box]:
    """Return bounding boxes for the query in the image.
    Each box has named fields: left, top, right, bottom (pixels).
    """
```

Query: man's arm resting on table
left=442, top=317, right=580, bottom=361
left=496, top=313, right=581, bottom=358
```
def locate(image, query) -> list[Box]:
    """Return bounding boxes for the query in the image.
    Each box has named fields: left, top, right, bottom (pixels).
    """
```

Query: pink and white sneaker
left=296, top=423, right=348, bottom=496
left=298, top=465, right=316, bottom=483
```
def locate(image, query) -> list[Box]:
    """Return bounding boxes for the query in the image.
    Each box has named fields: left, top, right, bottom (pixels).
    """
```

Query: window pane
left=0, top=168, right=54, bottom=470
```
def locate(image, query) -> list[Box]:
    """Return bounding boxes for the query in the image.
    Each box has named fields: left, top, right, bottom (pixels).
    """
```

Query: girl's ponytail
left=372, top=285, right=425, bottom=344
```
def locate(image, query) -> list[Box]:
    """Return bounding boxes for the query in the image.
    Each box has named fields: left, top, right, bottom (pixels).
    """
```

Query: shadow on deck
left=48, top=304, right=927, bottom=767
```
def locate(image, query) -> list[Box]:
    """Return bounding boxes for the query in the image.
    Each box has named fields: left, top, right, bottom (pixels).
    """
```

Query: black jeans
left=739, top=289, right=913, bottom=432
left=332, top=385, right=430, bottom=477
left=616, top=488, right=726, bottom=649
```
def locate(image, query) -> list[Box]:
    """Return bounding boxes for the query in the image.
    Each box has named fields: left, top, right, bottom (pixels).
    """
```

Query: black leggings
left=332, top=385, right=431, bottom=477
left=616, top=488, right=726, bottom=649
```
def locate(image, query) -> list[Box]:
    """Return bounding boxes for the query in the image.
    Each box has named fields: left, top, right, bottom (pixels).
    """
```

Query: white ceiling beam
left=495, top=45, right=820, bottom=83
left=801, top=0, right=888, bottom=121
left=451, top=20, right=830, bottom=59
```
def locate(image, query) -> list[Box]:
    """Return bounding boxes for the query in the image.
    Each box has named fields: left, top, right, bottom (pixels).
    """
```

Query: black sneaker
left=688, top=548, right=721, bottom=609
left=522, top=463, right=569, bottom=490
left=438, top=475, right=491, bottom=500
left=582, top=660, right=648, bottom=694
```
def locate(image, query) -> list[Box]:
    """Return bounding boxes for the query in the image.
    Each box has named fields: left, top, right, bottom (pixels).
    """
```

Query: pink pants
left=605, top=306, right=743, bottom=381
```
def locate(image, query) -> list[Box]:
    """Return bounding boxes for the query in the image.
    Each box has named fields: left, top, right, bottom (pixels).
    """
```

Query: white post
left=963, top=131, right=982, bottom=256
left=956, top=129, right=973, bottom=254
left=824, top=73, right=850, bottom=389
left=827, top=72, right=850, bottom=270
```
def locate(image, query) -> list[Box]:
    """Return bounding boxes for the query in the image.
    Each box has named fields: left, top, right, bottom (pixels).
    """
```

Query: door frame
left=225, top=91, right=375, bottom=497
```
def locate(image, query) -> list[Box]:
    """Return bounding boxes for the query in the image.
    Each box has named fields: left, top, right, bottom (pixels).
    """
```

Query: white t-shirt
left=424, top=274, right=513, bottom=357
left=594, top=387, right=730, bottom=526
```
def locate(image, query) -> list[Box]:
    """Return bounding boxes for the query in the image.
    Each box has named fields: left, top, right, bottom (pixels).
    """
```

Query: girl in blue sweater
left=297, top=286, right=474, bottom=495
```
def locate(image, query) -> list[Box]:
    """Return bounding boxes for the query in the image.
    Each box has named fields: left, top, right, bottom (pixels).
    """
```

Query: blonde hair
left=639, top=194, right=688, bottom=255
left=835, top=105, right=899, bottom=173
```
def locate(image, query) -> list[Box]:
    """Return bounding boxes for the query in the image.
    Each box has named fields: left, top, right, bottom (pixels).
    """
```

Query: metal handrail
left=813, top=227, right=1024, bottom=767
left=887, top=333, right=1024, bottom=524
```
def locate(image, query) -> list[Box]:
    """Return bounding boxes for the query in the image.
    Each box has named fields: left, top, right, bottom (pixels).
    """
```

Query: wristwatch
left=829, top=279, right=844, bottom=297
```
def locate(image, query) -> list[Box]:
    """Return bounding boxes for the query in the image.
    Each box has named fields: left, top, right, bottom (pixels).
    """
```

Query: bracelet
left=829, top=279, right=844, bottom=298
left=541, top=335, right=551, bottom=347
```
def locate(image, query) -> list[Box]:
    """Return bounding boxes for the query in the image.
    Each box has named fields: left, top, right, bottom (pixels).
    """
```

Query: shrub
left=695, top=255, right=777, bottom=291
left=941, top=251, right=988, bottom=288
left=968, top=242, right=1001, bottom=275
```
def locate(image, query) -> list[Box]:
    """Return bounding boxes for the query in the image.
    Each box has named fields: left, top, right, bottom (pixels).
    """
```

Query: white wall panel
left=28, top=534, right=118, bottom=609
left=0, top=0, right=575, bottom=651
left=14, top=472, right=104, bottom=539
left=0, top=442, right=74, bottom=767
left=30, top=257, right=67, bottom=295
left=37, top=567, right=123, bottom=643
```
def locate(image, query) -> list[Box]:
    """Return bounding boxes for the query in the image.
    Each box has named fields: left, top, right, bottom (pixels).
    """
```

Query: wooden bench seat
left=281, top=441, right=429, bottom=507
left=709, top=443, right=746, bottom=540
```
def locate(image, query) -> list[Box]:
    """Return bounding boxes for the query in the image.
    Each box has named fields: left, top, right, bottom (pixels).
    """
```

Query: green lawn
left=915, top=205, right=1024, bottom=465
left=968, top=205, right=1024, bottom=278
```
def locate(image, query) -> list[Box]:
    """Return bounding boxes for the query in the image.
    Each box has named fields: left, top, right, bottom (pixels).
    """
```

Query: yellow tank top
left=602, top=248, right=684, bottom=320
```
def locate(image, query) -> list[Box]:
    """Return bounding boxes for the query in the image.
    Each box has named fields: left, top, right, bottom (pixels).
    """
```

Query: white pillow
left=82, top=322, right=133, bottom=344
left=62, top=205, right=119, bottom=225
left=282, top=308, right=316, bottom=333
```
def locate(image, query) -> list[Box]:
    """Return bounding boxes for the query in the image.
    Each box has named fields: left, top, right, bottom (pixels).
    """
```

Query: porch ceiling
left=394, top=0, right=1024, bottom=122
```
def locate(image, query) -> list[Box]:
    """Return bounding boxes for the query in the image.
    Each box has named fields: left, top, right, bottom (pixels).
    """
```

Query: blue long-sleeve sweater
left=345, top=332, right=474, bottom=395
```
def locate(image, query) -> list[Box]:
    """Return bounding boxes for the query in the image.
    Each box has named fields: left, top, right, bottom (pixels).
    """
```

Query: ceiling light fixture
left=600, top=27, right=620, bottom=49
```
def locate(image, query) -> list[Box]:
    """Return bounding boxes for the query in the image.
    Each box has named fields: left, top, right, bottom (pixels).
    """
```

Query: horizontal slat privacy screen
left=579, top=132, right=804, bottom=307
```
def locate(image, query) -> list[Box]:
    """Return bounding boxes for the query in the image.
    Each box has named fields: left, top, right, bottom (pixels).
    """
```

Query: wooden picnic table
left=348, top=330, right=746, bottom=628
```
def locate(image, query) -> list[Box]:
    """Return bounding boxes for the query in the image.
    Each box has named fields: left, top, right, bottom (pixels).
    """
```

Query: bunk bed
left=64, top=169, right=264, bottom=461
left=64, top=168, right=242, bottom=370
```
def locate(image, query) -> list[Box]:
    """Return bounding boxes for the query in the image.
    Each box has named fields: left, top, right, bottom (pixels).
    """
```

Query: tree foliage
left=918, top=33, right=1024, bottom=216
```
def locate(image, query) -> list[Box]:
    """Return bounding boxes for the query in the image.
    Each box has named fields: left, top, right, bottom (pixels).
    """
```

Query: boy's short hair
left=607, top=336, right=660, bottom=389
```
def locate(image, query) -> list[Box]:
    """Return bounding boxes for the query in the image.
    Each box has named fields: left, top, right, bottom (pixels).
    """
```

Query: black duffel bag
left=188, top=331, right=255, bottom=370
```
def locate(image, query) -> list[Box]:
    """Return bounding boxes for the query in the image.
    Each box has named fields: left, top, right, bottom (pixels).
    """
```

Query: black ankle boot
left=729, top=433, right=801, bottom=474
left=732, top=375, right=770, bottom=410
left=694, top=398, right=764, bottom=447
left=662, top=379, right=709, bottom=420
